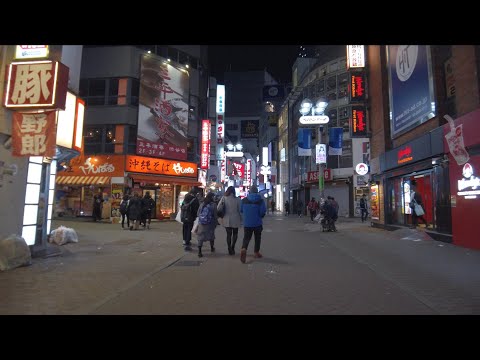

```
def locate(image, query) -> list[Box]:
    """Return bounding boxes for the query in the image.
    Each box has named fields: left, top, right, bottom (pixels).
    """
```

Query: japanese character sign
left=4, top=60, right=69, bottom=109
left=12, top=111, right=56, bottom=157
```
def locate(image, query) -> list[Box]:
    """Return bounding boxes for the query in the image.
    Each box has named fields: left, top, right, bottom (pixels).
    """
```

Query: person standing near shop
left=218, top=186, right=242, bottom=255
left=93, top=194, right=104, bottom=222
left=128, top=192, right=142, bottom=230
left=359, top=194, right=368, bottom=222
left=284, top=200, right=290, bottom=216
left=240, top=185, right=267, bottom=263
left=120, top=194, right=130, bottom=229
left=297, top=200, right=303, bottom=217
left=307, top=197, right=319, bottom=222
left=141, top=191, right=156, bottom=229
left=410, top=182, right=429, bottom=229
left=181, top=187, right=200, bottom=251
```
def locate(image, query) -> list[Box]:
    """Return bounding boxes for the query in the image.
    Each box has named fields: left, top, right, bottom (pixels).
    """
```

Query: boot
left=198, top=246, right=203, bottom=258
left=227, top=238, right=233, bottom=255
left=210, top=241, right=215, bottom=253
left=231, top=239, right=237, bottom=255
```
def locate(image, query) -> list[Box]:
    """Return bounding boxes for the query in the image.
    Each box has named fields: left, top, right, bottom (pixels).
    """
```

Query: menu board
left=370, top=184, right=380, bottom=220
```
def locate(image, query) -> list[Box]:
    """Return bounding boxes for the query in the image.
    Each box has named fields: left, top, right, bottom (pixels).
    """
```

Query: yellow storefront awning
left=56, top=175, right=111, bottom=185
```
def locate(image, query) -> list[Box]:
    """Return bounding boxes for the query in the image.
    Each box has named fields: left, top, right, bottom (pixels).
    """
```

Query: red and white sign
left=245, top=159, right=252, bottom=186
left=231, top=162, right=245, bottom=178
left=12, top=111, right=56, bottom=157
left=221, top=151, right=227, bottom=182
left=307, top=169, right=332, bottom=182
left=355, top=163, right=369, bottom=175
left=15, top=45, right=49, bottom=59
left=5, top=60, right=69, bottom=109
left=200, top=119, right=211, bottom=169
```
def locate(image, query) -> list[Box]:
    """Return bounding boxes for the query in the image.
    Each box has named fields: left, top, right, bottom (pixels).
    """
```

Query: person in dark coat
left=284, top=201, right=290, bottom=216
left=127, top=192, right=142, bottom=230
left=196, top=192, right=217, bottom=258
left=410, top=182, right=428, bottom=228
left=141, top=191, right=155, bottom=229
left=120, top=194, right=130, bottom=229
left=93, top=194, right=104, bottom=222
left=181, top=187, right=200, bottom=251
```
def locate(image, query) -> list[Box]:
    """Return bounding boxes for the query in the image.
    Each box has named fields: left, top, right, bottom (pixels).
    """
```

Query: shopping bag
left=314, top=213, right=321, bottom=222
left=414, top=204, right=425, bottom=216
left=191, top=218, right=199, bottom=234
left=175, top=210, right=182, bottom=224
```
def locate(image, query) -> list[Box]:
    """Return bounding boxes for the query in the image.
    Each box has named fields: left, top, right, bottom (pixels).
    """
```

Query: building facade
left=55, top=45, right=209, bottom=222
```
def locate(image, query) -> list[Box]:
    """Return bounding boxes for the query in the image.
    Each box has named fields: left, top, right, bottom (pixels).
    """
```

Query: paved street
left=2, top=213, right=480, bottom=314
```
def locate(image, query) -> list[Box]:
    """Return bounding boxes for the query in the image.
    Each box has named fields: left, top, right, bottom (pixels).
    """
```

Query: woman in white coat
left=218, top=186, right=242, bottom=255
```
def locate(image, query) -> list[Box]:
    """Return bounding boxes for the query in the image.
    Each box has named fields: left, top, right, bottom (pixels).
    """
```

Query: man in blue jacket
left=240, top=185, right=267, bottom=263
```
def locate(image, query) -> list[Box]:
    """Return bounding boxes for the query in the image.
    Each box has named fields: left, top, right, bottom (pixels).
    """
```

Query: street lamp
left=298, top=97, right=329, bottom=201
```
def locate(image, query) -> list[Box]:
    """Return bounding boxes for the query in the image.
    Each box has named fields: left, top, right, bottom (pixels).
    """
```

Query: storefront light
left=22, top=225, right=37, bottom=246
left=27, top=163, right=42, bottom=184
left=25, top=184, right=40, bottom=204
left=23, top=205, right=38, bottom=225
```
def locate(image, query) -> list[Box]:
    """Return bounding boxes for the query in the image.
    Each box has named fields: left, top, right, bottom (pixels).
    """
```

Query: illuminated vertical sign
left=262, top=147, right=268, bottom=166
left=346, top=45, right=365, bottom=69
left=200, top=120, right=211, bottom=169
left=316, top=144, right=327, bottom=164
left=245, top=159, right=252, bottom=186
left=350, top=73, right=365, bottom=102
left=221, top=151, right=227, bottom=182
left=216, top=84, right=225, bottom=161
left=351, top=106, right=367, bottom=137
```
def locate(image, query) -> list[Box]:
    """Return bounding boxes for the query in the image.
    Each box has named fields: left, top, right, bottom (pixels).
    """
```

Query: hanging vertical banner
left=350, top=72, right=365, bottom=102
left=136, top=54, right=189, bottom=160
left=200, top=119, right=211, bottom=169
left=298, top=129, right=312, bottom=156
left=346, top=45, right=365, bottom=69
left=328, top=127, right=343, bottom=156
left=316, top=144, right=327, bottom=164
left=245, top=159, right=252, bottom=186
left=351, top=106, right=367, bottom=137
left=12, top=111, right=56, bottom=157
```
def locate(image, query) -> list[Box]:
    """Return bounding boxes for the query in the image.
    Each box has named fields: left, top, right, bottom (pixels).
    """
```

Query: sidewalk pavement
left=0, top=219, right=187, bottom=314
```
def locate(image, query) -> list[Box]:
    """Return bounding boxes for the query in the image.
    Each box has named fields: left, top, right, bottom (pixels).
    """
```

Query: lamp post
left=299, top=97, right=329, bottom=201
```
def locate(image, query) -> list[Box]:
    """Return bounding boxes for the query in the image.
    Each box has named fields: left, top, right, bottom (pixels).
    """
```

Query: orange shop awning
left=56, top=175, right=111, bottom=185
left=129, top=174, right=201, bottom=187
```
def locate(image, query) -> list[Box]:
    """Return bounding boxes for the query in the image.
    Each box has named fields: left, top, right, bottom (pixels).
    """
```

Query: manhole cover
left=174, top=260, right=203, bottom=266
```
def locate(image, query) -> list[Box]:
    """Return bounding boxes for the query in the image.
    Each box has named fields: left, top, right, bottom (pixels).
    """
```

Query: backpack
left=120, top=200, right=128, bottom=215
left=198, top=204, right=214, bottom=225
left=181, top=198, right=196, bottom=223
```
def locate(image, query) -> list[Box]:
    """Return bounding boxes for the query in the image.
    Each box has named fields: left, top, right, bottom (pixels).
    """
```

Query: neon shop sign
left=397, top=145, right=413, bottom=165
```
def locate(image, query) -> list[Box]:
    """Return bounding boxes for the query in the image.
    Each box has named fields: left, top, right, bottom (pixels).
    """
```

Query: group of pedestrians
left=180, top=185, right=266, bottom=263
left=119, top=191, right=155, bottom=230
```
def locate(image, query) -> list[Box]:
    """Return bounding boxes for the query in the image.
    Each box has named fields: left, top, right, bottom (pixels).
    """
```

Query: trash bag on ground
left=0, top=234, right=32, bottom=271
left=49, top=225, right=78, bottom=245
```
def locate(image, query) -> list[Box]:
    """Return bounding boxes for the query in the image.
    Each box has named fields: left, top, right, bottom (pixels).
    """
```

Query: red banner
left=12, top=111, right=56, bottom=157
left=200, top=119, right=211, bottom=169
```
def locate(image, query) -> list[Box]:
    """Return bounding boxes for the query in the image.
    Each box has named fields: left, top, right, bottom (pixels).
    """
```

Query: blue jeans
left=361, top=208, right=368, bottom=222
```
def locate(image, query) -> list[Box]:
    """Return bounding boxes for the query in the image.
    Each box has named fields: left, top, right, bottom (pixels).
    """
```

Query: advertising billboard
left=387, top=45, right=436, bottom=138
left=298, top=129, right=311, bottom=156
left=136, top=54, right=190, bottom=160
left=241, top=120, right=259, bottom=138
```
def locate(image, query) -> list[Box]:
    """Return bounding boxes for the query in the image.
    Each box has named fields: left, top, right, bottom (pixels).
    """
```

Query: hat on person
left=250, top=185, right=258, bottom=193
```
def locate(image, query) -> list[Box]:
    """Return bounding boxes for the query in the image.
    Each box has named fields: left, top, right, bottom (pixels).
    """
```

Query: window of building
left=338, top=107, right=349, bottom=119
left=338, top=73, right=349, bottom=86
left=338, top=87, right=348, bottom=99
left=316, top=79, right=325, bottom=94
left=326, top=76, right=336, bottom=90
left=88, top=79, right=106, bottom=97
left=328, top=92, right=337, bottom=101
left=226, top=123, right=238, bottom=130
left=339, top=117, right=350, bottom=133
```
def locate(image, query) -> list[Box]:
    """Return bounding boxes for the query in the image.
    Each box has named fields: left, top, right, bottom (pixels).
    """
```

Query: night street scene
left=2, top=44, right=480, bottom=315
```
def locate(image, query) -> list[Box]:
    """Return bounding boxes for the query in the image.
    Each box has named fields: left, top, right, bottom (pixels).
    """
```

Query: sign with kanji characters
left=230, top=162, right=245, bottom=178
left=12, top=111, right=56, bottom=157
left=126, top=155, right=198, bottom=178
left=346, top=45, right=365, bottom=69
left=136, top=54, right=189, bottom=160
left=4, top=60, right=69, bottom=109
left=201, top=119, right=211, bottom=169
left=351, top=106, right=367, bottom=137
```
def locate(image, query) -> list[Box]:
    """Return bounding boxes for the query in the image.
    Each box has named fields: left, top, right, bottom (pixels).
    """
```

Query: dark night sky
left=208, top=45, right=299, bottom=85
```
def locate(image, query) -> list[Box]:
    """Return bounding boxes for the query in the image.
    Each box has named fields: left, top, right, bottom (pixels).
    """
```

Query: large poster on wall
left=137, top=54, right=189, bottom=160
left=387, top=45, right=435, bottom=138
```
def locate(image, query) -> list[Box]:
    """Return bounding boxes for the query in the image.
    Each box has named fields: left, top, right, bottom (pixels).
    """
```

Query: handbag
left=191, top=218, right=199, bottom=234
left=175, top=210, right=182, bottom=224
left=217, top=197, right=225, bottom=218
left=414, top=203, right=425, bottom=216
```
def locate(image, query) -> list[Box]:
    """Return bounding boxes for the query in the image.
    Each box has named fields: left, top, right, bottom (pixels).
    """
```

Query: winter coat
left=181, top=193, right=200, bottom=223
left=218, top=195, right=242, bottom=228
left=196, top=201, right=217, bottom=243
left=127, top=197, right=142, bottom=221
left=241, top=193, right=266, bottom=228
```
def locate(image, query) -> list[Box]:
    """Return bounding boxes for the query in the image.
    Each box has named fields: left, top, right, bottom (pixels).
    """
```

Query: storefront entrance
left=387, top=170, right=434, bottom=228
left=141, top=185, right=175, bottom=220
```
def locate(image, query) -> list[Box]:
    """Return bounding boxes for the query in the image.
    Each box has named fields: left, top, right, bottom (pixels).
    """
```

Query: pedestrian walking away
left=297, top=200, right=303, bottom=217
left=271, top=200, right=275, bottom=214
left=180, top=187, right=200, bottom=250
left=141, top=191, right=155, bottom=229
left=240, top=185, right=266, bottom=263
left=196, top=192, right=218, bottom=257
left=218, top=186, right=242, bottom=255
left=410, top=181, right=429, bottom=229
left=127, top=193, right=142, bottom=230
left=284, top=200, right=290, bottom=216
